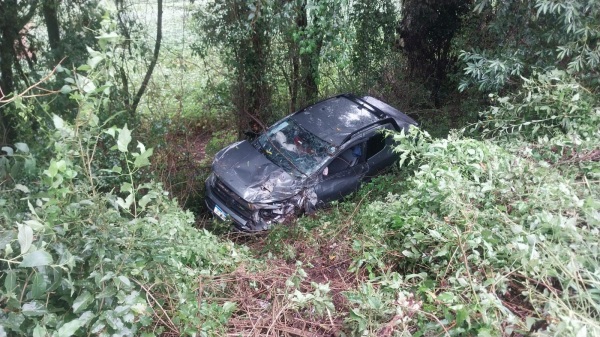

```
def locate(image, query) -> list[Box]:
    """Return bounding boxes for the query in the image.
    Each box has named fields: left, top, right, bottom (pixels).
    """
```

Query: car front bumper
left=205, top=174, right=314, bottom=232
left=204, top=177, right=253, bottom=231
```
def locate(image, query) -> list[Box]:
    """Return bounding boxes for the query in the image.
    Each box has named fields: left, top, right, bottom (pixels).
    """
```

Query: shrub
left=351, top=131, right=599, bottom=335
left=0, top=36, right=253, bottom=335
left=472, top=70, right=600, bottom=141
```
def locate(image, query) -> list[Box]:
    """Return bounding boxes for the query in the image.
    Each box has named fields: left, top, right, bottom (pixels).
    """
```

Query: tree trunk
left=399, top=0, right=470, bottom=106
left=300, top=38, right=322, bottom=103
left=42, top=0, right=61, bottom=59
left=289, top=0, right=307, bottom=111
left=0, top=0, right=37, bottom=144
left=130, top=0, right=162, bottom=115
left=0, top=0, right=19, bottom=96
left=298, top=0, right=322, bottom=104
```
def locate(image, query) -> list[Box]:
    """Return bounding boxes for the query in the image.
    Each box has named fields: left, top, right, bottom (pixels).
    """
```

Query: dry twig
left=0, top=58, right=66, bottom=106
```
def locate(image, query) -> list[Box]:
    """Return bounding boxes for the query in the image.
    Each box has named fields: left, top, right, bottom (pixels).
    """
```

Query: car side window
left=325, top=144, right=363, bottom=176
left=365, top=132, right=387, bottom=159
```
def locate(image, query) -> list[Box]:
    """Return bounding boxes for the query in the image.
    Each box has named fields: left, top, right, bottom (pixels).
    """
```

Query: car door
left=314, top=143, right=367, bottom=204
left=364, top=125, right=396, bottom=177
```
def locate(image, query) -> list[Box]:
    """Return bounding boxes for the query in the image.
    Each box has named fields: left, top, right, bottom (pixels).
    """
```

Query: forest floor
left=219, top=226, right=363, bottom=336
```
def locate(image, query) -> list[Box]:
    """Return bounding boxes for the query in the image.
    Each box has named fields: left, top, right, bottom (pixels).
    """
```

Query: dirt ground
left=213, top=226, right=362, bottom=337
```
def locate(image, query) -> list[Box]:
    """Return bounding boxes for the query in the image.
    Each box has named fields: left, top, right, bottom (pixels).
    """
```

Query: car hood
left=212, top=140, right=303, bottom=203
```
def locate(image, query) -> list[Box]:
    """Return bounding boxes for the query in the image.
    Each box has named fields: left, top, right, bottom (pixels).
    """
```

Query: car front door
left=364, top=125, right=396, bottom=177
left=314, top=144, right=367, bottom=204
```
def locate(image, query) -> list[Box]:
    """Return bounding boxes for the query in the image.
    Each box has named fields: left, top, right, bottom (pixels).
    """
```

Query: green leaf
left=24, top=157, right=35, bottom=173
left=138, top=194, right=153, bottom=209
left=0, top=230, right=14, bottom=251
left=133, top=148, right=153, bottom=168
left=117, top=125, right=132, bottom=152
left=89, top=113, right=99, bottom=127
left=121, top=182, right=133, bottom=193
left=53, top=114, right=65, bottom=130
left=117, top=194, right=134, bottom=209
left=4, top=270, right=16, bottom=293
left=137, top=141, right=146, bottom=153
left=56, top=318, right=85, bottom=337
left=104, top=127, right=116, bottom=137
left=60, top=85, right=72, bottom=94
left=33, top=325, right=47, bottom=337
left=22, top=301, right=47, bottom=316
left=2, top=146, right=13, bottom=156
left=14, top=143, right=29, bottom=153
left=223, top=301, right=237, bottom=313
left=455, top=308, right=468, bottom=327
left=117, top=275, right=131, bottom=288
left=32, top=273, right=47, bottom=299
left=88, top=56, right=104, bottom=69
left=15, top=184, right=29, bottom=193
left=73, top=291, right=94, bottom=314
left=98, top=32, right=121, bottom=43
left=438, top=292, right=455, bottom=303
left=525, top=316, right=537, bottom=330
left=55, top=159, right=67, bottom=172
left=76, top=74, right=96, bottom=93
left=86, top=45, right=100, bottom=56
left=77, top=64, right=92, bottom=71
left=17, top=223, right=33, bottom=254
left=20, top=251, right=54, bottom=268
left=47, top=161, right=58, bottom=177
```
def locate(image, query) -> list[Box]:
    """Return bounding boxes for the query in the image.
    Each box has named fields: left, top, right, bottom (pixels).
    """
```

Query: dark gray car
left=205, top=94, right=417, bottom=231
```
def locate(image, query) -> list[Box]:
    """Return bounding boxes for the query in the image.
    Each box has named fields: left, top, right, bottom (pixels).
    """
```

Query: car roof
left=290, top=94, right=415, bottom=145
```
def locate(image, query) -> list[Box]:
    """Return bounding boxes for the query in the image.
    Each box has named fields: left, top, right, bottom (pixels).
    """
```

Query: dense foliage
left=1, top=0, right=599, bottom=336
left=1, top=44, right=252, bottom=336
left=350, top=130, right=599, bottom=335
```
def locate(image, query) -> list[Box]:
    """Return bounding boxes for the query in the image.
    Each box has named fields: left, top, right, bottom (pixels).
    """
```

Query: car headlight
left=206, top=173, right=216, bottom=186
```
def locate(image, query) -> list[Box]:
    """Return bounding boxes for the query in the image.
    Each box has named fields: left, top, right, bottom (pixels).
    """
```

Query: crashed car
left=205, top=93, right=417, bottom=231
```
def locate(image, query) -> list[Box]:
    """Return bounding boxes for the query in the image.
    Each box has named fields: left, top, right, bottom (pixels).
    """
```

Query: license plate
left=213, top=204, right=229, bottom=221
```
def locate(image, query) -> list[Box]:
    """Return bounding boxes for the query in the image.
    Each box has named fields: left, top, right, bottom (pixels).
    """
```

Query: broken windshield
left=256, top=119, right=333, bottom=176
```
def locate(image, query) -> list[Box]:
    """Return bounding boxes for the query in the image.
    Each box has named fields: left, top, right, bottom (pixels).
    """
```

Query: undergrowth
left=0, top=34, right=253, bottom=337
left=1, top=16, right=599, bottom=337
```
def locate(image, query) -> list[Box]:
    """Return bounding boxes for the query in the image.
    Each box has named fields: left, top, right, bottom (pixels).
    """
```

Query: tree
left=196, top=0, right=273, bottom=135
left=129, top=0, right=163, bottom=116
left=458, top=0, right=600, bottom=92
left=42, top=0, right=61, bottom=60
left=283, top=0, right=340, bottom=109
left=351, top=0, right=397, bottom=91
left=0, top=0, right=37, bottom=145
left=398, top=0, right=471, bottom=105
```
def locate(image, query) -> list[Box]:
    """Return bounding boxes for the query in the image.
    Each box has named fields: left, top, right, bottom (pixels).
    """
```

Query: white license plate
left=213, top=205, right=229, bottom=221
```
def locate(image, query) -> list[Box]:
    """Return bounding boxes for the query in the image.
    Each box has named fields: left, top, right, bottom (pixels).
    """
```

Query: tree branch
left=0, top=58, right=65, bottom=106
left=130, top=0, right=162, bottom=115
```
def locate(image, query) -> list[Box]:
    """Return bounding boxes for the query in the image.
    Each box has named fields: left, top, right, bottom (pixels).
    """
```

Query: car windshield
left=256, top=119, right=333, bottom=176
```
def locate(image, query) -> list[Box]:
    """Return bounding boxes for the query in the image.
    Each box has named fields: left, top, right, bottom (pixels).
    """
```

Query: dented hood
left=212, top=140, right=302, bottom=203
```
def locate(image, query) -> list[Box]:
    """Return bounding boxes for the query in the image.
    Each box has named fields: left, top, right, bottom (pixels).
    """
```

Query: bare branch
left=0, top=58, right=65, bottom=107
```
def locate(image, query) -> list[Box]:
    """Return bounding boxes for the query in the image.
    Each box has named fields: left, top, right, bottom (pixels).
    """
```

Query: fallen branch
left=0, top=58, right=66, bottom=107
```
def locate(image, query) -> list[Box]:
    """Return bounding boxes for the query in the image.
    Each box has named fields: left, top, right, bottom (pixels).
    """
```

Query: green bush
left=0, top=112, right=251, bottom=336
left=350, top=131, right=599, bottom=335
left=205, top=129, right=237, bottom=159
left=472, top=70, right=600, bottom=141
left=0, top=35, right=253, bottom=336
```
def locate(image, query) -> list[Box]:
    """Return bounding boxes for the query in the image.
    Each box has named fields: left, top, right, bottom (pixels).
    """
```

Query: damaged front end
left=205, top=172, right=318, bottom=231
left=247, top=188, right=318, bottom=231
